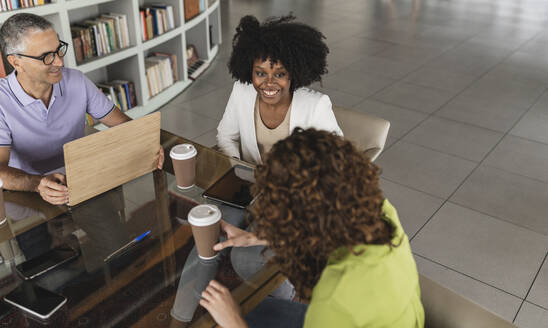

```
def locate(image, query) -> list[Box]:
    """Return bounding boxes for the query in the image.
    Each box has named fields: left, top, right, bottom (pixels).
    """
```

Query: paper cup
left=188, top=204, right=221, bottom=260
left=170, top=144, right=197, bottom=189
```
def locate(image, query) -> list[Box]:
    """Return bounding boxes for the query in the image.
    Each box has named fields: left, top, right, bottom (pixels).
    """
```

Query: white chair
left=420, top=275, right=517, bottom=328
left=332, top=106, right=390, bottom=161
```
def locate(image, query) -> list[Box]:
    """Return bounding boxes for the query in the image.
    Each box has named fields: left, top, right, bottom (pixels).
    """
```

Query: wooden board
left=64, top=112, right=161, bottom=206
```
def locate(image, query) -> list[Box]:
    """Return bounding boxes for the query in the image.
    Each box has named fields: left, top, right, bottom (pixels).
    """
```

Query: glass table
left=0, top=130, right=285, bottom=327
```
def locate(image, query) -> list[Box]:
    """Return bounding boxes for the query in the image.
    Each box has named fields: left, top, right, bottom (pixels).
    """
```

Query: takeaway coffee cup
left=170, top=144, right=197, bottom=189
left=188, top=204, right=221, bottom=260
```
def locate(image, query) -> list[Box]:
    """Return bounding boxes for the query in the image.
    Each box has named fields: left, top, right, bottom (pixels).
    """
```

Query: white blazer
left=217, top=82, right=343, bottom=164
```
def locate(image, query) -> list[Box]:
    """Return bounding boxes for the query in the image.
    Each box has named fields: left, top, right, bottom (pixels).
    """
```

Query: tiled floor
left=159, top=0, right=548, bottom=326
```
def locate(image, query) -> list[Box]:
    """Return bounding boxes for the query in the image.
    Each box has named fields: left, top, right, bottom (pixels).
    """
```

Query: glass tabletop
left=0, top=130, right=283, bottom=327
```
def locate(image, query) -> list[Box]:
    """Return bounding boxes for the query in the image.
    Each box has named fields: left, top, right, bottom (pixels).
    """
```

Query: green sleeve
left=304, top=300, right=355, bottom=328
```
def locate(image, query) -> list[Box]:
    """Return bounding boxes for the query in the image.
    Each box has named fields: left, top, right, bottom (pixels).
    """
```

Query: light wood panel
left=64, top=112, right=161, bottom=206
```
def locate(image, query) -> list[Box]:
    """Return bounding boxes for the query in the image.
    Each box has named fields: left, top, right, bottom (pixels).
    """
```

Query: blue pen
left=104, top=230, right=151, bottom=262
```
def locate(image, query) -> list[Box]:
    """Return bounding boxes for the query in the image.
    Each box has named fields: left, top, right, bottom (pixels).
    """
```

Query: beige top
left=254, top=96, right=292, bottom=160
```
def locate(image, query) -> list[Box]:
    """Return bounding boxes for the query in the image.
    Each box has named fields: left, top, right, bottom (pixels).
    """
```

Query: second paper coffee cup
left=170, top=144, right=197, bottom=189
left=188, top=204, right=221, bottom=260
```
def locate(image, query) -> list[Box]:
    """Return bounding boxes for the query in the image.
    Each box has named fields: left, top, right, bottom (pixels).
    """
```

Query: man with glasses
left=0, top=13, right=162, bottom=205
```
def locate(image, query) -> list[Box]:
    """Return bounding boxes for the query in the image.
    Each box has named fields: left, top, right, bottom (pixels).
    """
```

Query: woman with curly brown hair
left=200, top=128, right=425, bottom=328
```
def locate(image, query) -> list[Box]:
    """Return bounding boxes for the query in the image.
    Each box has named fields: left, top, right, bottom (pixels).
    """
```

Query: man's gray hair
left=0, top=13, right=53, bottom=55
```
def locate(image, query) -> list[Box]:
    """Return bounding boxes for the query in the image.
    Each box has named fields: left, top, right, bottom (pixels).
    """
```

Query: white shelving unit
left=0, top=0, right=222, bottom=127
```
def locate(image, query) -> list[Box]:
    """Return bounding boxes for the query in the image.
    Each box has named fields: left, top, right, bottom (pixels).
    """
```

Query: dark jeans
left=170, top=202, right=295, bottom=322
left=245, top=298, right=308, bottom=328
left=171, top=203, right=249, bottom=322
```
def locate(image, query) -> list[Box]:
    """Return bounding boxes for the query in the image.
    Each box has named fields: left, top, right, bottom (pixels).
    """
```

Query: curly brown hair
left=250, top=128, right=395, bottom=299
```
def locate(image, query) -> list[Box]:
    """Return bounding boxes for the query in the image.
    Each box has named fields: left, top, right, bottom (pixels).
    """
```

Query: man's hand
left=200, top=280, right=248, bottom=328
left=213, top=220, right=268, bottom=251
left=36, top=173, right=68, bottom=205
left=157, top=146, right=164, bottom=170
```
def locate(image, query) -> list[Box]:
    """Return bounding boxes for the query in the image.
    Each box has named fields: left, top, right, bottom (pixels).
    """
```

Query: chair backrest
left=420, top=275, right=517, bottom=328
left=332, top=106, right=390, bottom=161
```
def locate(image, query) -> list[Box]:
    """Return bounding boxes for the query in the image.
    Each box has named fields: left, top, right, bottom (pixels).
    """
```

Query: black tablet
left=202, top=165, right=254, bottom=209
left=4, top=282, right=66, bottom=320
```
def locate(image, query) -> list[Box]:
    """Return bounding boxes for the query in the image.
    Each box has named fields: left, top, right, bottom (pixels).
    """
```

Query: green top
left=303, top=199, right=425, bottom=328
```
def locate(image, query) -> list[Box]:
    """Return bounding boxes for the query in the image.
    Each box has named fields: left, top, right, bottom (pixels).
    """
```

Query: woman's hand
left=200, top=280, right=248, bottom=328
left=213, top=220, right=268, bottom=251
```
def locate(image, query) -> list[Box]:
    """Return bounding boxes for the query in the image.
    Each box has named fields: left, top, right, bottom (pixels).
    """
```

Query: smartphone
left=202, top=165, right=254, bottom=209
left=4, top=282, right=66, bottom=320
left=16, top=244, right=79, bottom=280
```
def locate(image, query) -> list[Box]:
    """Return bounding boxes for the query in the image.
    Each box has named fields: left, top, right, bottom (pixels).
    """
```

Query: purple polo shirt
left=0, top=67, right=114, bottom=175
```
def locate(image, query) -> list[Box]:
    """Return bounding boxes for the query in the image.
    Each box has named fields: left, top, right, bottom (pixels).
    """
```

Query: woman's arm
left=312, top=95, right=343, bottom=136
left=200, top=280, right=248, bottom=328
left=213, top=220, right=268, bottom=251
left=217, top=84, right=243, bottom=158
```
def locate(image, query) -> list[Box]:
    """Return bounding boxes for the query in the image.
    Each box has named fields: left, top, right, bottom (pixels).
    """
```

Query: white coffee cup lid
left=0, top=178, right=3, bottom=189
left=188, top=204, right=221, bottom=226
left=170, top=144, right=197, bottom=160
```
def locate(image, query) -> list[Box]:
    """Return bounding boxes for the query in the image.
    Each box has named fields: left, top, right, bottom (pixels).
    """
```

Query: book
left=145, top=61, right=158, bottom=96
left=115, top=83, right=128, bottom=111
left=85, top=27, right=96, bottom=58
left=150, top=8, right=159, bottom=37
left=72, top=37, right=84, bottom=63
left=184, top=0, right=200, bottom=21
left=127, top=81, right=137, bottom=108
left=145, top=10, right=153, bottom=41
left=140, top=10, right=147, bottom=41
left=10, top=0, right=19, bottom=10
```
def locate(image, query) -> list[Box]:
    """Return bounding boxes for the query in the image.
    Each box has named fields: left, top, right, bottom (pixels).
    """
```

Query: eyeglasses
left=9, top=41, right=68, bottom=65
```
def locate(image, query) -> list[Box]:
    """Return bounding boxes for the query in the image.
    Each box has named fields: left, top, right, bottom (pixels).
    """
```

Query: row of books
left=0, top=0, right=50, bottom=11
left=71, top=13, right=130, bottom=64
left=85, top=79, right=137, bottom=126
left=140, top=5, right=175, bottom=42
left=145, top=53, right=177, bottom=97
left=97, top=80, right=137, bottom=113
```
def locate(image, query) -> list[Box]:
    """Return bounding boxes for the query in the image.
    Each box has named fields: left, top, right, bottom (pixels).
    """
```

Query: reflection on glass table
left=0, top=130, right=284, bottom=327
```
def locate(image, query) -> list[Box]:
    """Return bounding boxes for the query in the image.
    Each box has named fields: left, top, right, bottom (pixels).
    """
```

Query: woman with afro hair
left=217, top=15, right=342, bottom=164
left=200, top=128, right=424, bottom=328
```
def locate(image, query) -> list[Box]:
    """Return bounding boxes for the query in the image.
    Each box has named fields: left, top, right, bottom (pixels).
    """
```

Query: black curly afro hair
left=228, top=15, right=329, bottom=92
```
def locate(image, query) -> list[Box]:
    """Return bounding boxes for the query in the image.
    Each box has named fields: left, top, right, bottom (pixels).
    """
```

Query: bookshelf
left=0, top=0, right=221, bottom=130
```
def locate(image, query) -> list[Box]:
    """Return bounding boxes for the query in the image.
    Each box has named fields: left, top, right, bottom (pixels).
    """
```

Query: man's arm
left=98, top=106, right=131, bottom=127
left=0, top=147, right=68, bottom=204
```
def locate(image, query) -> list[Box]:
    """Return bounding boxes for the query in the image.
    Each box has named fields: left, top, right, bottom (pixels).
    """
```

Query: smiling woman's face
left=252, top=58, right=291, bottom=106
